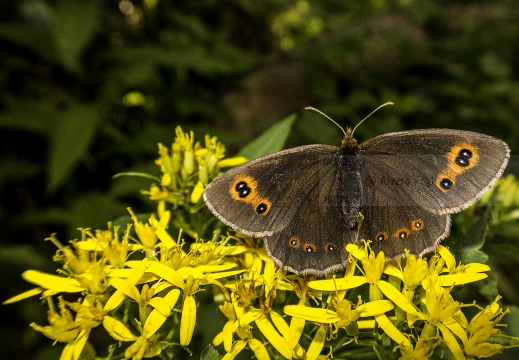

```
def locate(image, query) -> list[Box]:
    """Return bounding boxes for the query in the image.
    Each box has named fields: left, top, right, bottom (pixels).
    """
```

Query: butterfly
left=204, top=108, right=510, bottom=275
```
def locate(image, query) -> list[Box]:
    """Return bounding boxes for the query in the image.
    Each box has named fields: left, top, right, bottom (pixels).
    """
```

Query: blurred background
left=1, top=0, right=518, bottom=359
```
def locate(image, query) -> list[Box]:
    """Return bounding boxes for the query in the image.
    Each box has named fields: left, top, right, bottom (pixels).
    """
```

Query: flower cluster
left=4, top=127, right=518, bottom=360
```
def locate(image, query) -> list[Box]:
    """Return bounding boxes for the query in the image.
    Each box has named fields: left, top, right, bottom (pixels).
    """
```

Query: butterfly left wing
left=204, top=144, right=338, bottom=237
left=205, top=144, right=354, bottom=275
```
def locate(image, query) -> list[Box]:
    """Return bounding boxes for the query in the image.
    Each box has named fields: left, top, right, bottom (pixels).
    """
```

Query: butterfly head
left=339, top=127, right=360, bottom=154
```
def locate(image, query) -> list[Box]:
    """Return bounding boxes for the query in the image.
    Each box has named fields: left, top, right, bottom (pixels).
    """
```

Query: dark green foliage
left=1, top=0, right=518, bottom=359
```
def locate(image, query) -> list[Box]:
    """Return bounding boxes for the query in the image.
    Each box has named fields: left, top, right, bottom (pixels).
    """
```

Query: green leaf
left=0, top=99, right=57, bottom=135
left=201, top=344, right=221, bottom=360
left=452, top=210, right=490, bottom=264
left=237, top=113, right=297, bottom=160
left=0, top=23, right=58, bottom=64
left=52, top=0, right=100, bottom=74
left=47, top=103, right=98, bottom=193
left=504, top=306, right=519, bottom=337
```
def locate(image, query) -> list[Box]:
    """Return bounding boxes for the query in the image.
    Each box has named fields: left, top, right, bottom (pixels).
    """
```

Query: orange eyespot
left=448, top=142, right=479, bottom=172
left=254, top=199, right=272, bottom=216
left=289, top=236, right=300, bottom=248
left=230, top=175, right=271, bottom=215
left=436, top=142, right=479, bottom=193
left=231, top=175, right=258, bottom=201
left=324, top=242, right=337, bottom=252
left=303, top=243, right=317, bottom=253
left=436, top=174, right=455, bottom=192
left=375, top=231, right=388, bottom=242
left=395, top=228, right=411, bottom=239
left=411, top=219, right=424, bottom=231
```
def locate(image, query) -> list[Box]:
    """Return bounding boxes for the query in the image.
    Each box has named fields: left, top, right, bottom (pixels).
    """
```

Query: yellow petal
left=464, top=263, right=491, bottom=273
left=108, top=278, right=141, bottom=302
left=284, top=305, right=339, bottom=324
left=104, top=259, right=148, bottom=311
left=306, top=326, right=326, bottom=360
left=103, top=316, right=138, bottom=341
left=206, top=269, right=247, bottom=279
left=2, top=287, right=44, bottom=304
left=357, top=300, right=394, bottom=316
left=289, top=316, right=305, bottom=348
left=148, top=297, right=170, bottom=316
left=223, top=321, right=234, bottom=352
left=60, top=342, right=74, bottom=360
left=218, top=156, right=248, bottom=168
left=191, top=180, right=204, bottom=203
left=195, top=264, right=237, bottom=272
left=22, top=270, right=84, bottom=293
left=177, top=266, right=206, bottom=279
left=444, top=318, right=468, bottom=345
left=146, top=262, right=184, bottom=288
left=213, top=331, right=224, bottom=346
left=384, top=263, right=404, bottom=280
left=358, top=319, right=376, bottom=329
left=180, top=295, right=196, bottom=346
left=255, top=316, right=292, bottom=359
left=270, top=311, right=290, bottom=339
left=222, top=340, right=247, bottom=360
left=438, top=246, right=456, bottom=272
left=251, top=256, right=263, bottom=276
left=438, top=323, right=466, bottom=360
left=71, top=329, right=89, bottom=360
left=249, top=338, right=271, bottom=360
left=233, top=309, right=262, bottom=330
left=377, top=280, right=421, bottom=317
left=375, top=314, right=411, bottom=347
left=439, top=273, right=488, bottom=286
left=346, top=244, right=366, bottom=259
left=150, top=217, right=177, bottom=248
left=144, top=289, right=181, bottom=337
left=308, top=276, right=368, bottom=291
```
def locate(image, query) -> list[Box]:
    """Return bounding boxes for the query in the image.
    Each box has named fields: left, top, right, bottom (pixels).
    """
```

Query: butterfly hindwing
left=263, top=159, right=353, bottom=275
left=357, top=203, right=450, bottom=260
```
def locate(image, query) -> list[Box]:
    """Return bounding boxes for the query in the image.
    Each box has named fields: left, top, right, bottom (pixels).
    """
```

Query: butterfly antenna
left=305, top=107, right=347, bottom=137
left=352, top=102, right=394, bottom=135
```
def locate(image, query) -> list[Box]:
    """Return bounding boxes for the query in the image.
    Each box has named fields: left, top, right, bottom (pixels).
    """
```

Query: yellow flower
left=73, top=226, right=133, bottom=268
left=423, top=275, right=461, bottom=326
left=214, top=296, right=272, bottom=360
left=462, top=297, right=516, bottom=359
left=7, top=126, right=519, bottom=360
left=30, top=295, right=103, bottom=360
left=285, top=298, right=394, bottom=328
left=180, top=275, right=200, bottom=345
left=30, top=296, right=80, bottom=343
left=396, top=335, right=438, bottom=359
left=48, top=232, right=91, bottom=275
left=435, top=246, right=490, bottom=286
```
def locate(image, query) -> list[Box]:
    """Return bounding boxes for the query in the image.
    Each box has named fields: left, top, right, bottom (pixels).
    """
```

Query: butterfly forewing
left=360, top=129, right=510, bottom=214
left=203, top=144, right=337, bottom=237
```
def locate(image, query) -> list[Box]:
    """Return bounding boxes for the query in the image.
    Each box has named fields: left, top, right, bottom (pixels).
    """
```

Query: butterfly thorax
left=327, top=127, right=363, bottom=230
